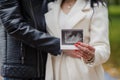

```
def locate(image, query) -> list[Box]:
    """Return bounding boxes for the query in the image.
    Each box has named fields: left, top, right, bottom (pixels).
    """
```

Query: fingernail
left=74, top=50, right=79, bottom=52
left=76, top=41, right=81, bottom=44
left=74, top=44, right=78, bottom=47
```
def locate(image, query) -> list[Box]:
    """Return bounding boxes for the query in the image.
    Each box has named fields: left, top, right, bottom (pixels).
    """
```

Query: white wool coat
left=45, top=0, right=110, bottom=80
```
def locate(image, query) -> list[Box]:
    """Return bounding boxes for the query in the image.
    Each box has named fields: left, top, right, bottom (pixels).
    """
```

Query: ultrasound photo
left=61, top=29, right=83, bottom=49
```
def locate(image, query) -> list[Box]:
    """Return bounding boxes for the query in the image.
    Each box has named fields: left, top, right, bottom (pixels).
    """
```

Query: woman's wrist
left=85, top=55, right=95, bottom=63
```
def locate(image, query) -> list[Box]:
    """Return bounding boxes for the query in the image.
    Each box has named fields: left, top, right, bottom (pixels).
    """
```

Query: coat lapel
left=64, top=0, right=87, bottom=29
left=45, top=0, right=91, bottom=37
left=45, top=0, right=62, bottom=37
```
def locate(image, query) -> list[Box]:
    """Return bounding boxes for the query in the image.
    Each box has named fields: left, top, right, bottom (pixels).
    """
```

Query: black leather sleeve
left=0, top=0, right=61, bottom=55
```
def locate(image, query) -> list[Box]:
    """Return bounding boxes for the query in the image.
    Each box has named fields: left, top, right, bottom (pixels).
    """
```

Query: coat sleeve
left=0, top=0, right=61, bottom=55
left=88, top=3, right=110, bottom=67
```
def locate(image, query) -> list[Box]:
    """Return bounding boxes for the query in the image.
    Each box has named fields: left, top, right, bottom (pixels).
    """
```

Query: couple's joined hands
left=63, top=42, right=95, bottom=62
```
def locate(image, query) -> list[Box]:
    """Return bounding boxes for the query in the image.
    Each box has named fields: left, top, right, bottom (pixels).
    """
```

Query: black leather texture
left=1, top=64, right=37, bottom=78
left=0, top=0, right=60, bottom=79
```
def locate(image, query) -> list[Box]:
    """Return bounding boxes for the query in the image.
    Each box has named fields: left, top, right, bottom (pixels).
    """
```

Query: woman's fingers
left=76, top=50, right=91, bottom=59
left=63, top=50, right=82, bottom=58
left=76, top=42, right=95, bottom=52
left=74, top=43, right=95, bottom=60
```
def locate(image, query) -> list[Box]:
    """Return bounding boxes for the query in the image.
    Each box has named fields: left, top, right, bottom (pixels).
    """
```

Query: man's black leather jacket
left=0, top=0, right=60, bottom=79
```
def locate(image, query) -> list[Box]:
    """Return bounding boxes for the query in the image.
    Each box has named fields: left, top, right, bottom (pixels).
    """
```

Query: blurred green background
left=103, top=0, right=120, bottom=79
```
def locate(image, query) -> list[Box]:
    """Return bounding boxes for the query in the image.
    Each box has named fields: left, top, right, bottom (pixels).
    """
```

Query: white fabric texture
left=45, top=0, right=110, bottom=80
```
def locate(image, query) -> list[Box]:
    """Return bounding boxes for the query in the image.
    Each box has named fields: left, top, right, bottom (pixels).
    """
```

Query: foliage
left=107, top=5, right=120, bottom=67
left=104, top=5, right=120, bottom=78
left=109, top=0, right=120, bottom=5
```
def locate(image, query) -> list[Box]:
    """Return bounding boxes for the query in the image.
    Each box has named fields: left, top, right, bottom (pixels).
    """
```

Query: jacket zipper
left=21, top=43, right=24, bottom=64
left=40, top=50, right=44, bottom=78
left=29, top=0, right=40, bottom=77
left=29, top=0, right=37, bottom=29
left=37, top=49, right=40, bottom=77
left=5, top=31, right=7, bottom=63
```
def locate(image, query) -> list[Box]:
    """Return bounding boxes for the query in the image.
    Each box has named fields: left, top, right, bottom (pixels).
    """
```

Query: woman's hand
left=63, top=50, right=82, bottom=58
left=74, top=42, right=95, bottom=62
